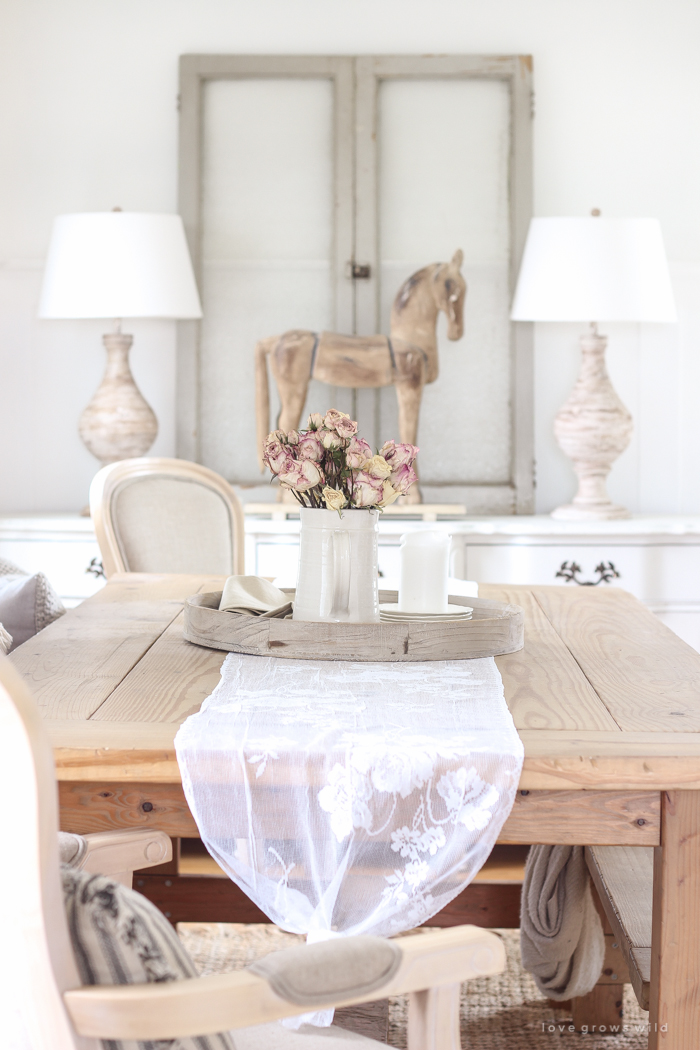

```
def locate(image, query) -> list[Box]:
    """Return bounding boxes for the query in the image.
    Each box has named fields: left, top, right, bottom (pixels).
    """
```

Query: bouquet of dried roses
left=262, top=409, right=418, bottom=511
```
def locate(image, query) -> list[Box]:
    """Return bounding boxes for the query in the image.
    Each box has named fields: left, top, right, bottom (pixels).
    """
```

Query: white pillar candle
left=398, top=531, right=451, bottom=613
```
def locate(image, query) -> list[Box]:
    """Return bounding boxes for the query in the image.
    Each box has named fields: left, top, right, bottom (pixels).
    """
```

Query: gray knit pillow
left=0, top=558, right=65, bottom=650
left=62, top=866, right=235, bottom=1050
left=0, top=556, right=26, bottom=576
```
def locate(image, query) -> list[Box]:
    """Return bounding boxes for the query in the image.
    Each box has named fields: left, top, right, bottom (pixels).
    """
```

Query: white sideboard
left=3, top=513, right=700, bottom=650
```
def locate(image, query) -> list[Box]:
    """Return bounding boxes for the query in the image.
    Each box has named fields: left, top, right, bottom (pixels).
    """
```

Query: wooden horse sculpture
left=255, top=250, right=466, bottom=501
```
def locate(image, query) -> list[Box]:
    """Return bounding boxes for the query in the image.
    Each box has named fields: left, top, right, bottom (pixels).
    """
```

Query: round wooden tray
left=183, top=590, right=524, bottom=662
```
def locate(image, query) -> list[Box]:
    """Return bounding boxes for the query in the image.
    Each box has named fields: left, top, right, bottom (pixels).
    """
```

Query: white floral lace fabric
left=175, top=653, right=523, bottom=1024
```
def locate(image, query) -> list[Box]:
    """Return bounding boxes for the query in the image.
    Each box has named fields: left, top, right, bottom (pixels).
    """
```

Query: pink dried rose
left=265, top=429, right=286, bottom=445
left=378, top=440, right=395, bottom=460
left=378, top=480, right=400, bottom=508
left=351, top=470, right=384, bottom=508
left=390, top=463, right=418, bottom=494
left=263, top=438, right=294, bottom=475
left=297, top=432, right=325, bottom=462
left=363, top=454, right=392, bottom=480
left=278, top=459, right=324, bottom=492
left=286, top=430, right=300, bottom=445
left=307, top=412, right=324, bottom=430
left=384, top=442, right=419, bottom=468
left=320, top=428, right=343, bottom=450
left=345, top=437, right=372, bottom=469
left=335, top=417, right=358, bottom=439
left=323, top=409, right=357, bottom=438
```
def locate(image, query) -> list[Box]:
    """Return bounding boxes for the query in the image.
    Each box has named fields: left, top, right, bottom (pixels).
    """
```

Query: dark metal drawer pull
left=86, top=557, right=106, bottom=580
left=556, top=561, right=620, bottom=586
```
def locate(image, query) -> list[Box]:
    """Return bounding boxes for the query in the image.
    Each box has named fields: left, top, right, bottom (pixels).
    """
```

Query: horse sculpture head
left=433, top=249, right=466, bottom=340
left=392, top=250, right=466, bottom=344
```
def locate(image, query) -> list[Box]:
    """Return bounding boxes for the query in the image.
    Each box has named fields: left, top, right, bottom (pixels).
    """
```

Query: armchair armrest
left=64, top=925, right=505, bottom=1041
left=78, top=830, right=172, bottom=884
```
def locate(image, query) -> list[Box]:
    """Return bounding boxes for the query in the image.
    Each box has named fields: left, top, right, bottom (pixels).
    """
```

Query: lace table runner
left=176, top=653, right=523, bottom=1024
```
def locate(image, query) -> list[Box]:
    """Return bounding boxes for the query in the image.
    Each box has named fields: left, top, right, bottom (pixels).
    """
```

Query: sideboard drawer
left=463, top=543, right=700, bottom=604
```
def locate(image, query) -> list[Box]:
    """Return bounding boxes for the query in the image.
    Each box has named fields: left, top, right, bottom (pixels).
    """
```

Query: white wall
left=1, top=0, right=699, bottom=513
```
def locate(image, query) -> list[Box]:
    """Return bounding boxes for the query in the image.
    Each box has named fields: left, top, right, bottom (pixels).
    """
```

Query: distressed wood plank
left=531, top=585, right=700, bottom=733
left=500, top=790, right=659, bottom=846
left=82, top=573, right=226, bottom=603
left=59, top=781, right=199, bottom=837
left=480, top=585, right=620, bottom=732
left=9, top=574, right=225, bottom=721
left=58, top=783, right=659, bottom=846
left=47, top=721, right=182, bottom=782
left=91, top=613, right=225, bottom=724
left=649, top=791, right=700, bottom=1048
left=48, top=722, right=700, bottom=789
left=516, top=730, right=700, bottom=790
left=586, top=845, right=652, bottom=1010
left=9, top=601, right=183, bottom=720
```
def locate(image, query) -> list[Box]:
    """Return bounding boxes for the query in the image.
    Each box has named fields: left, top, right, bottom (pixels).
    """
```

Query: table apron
left=58, top=783, right=661, bottom=847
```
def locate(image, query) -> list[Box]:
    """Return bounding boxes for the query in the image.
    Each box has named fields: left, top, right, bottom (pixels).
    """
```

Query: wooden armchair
left=1, top=653, right=505, bottom=1050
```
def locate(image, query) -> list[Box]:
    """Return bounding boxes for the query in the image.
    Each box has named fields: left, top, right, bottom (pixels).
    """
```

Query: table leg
left=649, top=791, right=700, bottom=1049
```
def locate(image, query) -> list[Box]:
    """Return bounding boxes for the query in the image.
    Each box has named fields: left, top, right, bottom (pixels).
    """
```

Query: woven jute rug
left=178, top=923, right=649, bottom=1048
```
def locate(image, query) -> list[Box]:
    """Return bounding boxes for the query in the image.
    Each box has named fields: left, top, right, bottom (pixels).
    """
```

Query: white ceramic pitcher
left=293, top=507, right=380, bottom=623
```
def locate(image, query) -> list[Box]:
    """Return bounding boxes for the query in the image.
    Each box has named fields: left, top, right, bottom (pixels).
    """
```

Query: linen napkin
left=219, top=576, right=292, bottom=618
left=520, top=845, right=605, bottom=1000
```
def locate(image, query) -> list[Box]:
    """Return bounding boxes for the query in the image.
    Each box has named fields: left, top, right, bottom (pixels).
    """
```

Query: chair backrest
left=0, top=655, right=96, bottom=1049
left=89, top=458, right=245, bottom=577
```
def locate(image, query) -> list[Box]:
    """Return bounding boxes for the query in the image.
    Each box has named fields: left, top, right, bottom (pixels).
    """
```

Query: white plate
left=379, top=603, right=473, bottom=616
left=379, top=609, right=474, bottom=613
left=380, top=616, right=472, bottom=624
left=379, top=603, right=473, bottom=621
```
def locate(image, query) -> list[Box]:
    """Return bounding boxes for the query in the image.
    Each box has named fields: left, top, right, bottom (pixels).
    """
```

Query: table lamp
left=39, top=211, right=202, bottom=465
left=511, top=215, right=677, bottom=520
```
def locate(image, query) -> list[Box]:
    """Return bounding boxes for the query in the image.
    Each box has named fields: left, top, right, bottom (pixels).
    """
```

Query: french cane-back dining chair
left=0, top=653, right=506, bottom=1050
left=89, top=457, right=245, bottom=578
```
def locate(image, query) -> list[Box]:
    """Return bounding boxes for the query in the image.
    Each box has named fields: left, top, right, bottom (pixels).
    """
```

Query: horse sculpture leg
left=255, top=329, right=316, bottom=503
left=256, top=331, right=315, bottom=499
left=271, top=331, right=316, bottom=435
left=394, top=349, right=426, bottom=504
left=255, top=335, right=281, bottom=468
left=256, top=329, right=316, bottom=464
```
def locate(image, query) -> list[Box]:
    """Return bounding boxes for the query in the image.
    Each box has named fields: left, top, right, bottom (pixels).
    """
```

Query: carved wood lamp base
left=551, top=500, right=631, bottom=522
left=551, top=327, right=633, bottom=522
left=79, top=332, right=158, bottom=466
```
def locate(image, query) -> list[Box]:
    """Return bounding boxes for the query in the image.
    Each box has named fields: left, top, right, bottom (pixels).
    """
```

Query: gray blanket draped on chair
left=520, top=845, right=605, bottom=1000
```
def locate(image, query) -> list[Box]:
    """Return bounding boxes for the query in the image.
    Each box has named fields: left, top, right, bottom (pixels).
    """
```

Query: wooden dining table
left=10, top=572, right=700, bottom=1048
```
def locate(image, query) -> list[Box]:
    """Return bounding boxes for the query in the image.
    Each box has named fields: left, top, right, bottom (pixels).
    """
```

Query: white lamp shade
left=38, top=212, right=203, bottom=319
left=511, top=217, right=677, bottom=323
